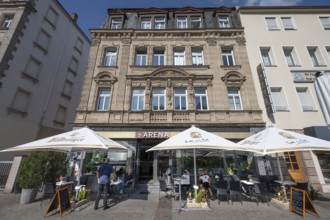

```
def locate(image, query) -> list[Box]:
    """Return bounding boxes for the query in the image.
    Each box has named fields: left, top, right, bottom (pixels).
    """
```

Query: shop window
left=284, top=152, right=299, bottom=170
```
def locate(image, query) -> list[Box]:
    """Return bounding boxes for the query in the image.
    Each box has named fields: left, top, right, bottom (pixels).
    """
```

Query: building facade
left=239, top=6, right=330, bottom=192
left=74, top=7, right=264, bottom=182
left=0, top=0, right=90, bottom=160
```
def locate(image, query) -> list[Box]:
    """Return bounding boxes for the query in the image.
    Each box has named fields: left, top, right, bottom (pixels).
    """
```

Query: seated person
left=199, top=169, right=213, bottom=199
left=119, top=168, right=134, bottom=196
left=181, top=169, right=190, bottom=181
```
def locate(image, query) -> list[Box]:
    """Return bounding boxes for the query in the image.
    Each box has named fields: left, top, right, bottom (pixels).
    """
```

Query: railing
left=173, top=112, right=190, bottom=121
left=150, top=112, right=167, bottom=121
left=0, top=161, right=13, bottom=191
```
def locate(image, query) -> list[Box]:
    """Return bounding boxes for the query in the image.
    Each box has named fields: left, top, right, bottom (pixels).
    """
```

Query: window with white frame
left=222, top=48, right=235, bottom=66
left=2, top=15, right=13, bottom=28
left=111, top=17, right=122, bottom=29
left=177, top=17, right=187, bottom=29
left=135, top=48, right=147, bottom=65
left=103, top=48, right=117, bottom=66
left=265, top=17, right=279, bottom=30
left=153, top=48, right=165, bottom=66
left=131, top=89, right=145, bottom=111
left=97, top=88, right=111, bottom=111
left=218, top=15, right=230, bottom=28
left=281, top=17, right=295, bottom=30
left=174, top=48, right=185, bottom=65
left=174, top=88, right=187, bottom=111
left=319, top=16, right=330, bottom=29
left=194, top=88, right=208, bottom=110
left=152, top=88, right=166, bottom=111
left=191, top=47, right=203, bottom=65
left=191, top=16, right=202, bottom=28
left=141, top=17, right=151, bottom=29
left=154, top=17, right=165, bottom=29
left=260, top=47, right=275, bottom=66
left=270, top=87, right=289, bottom=111
left=307, top=46, right=325, bottom=66
left=228, top=88, right=242, bottom=110
left=283, top=47, right=299, bottom=66
left=296, top=87, right=315, bottom=111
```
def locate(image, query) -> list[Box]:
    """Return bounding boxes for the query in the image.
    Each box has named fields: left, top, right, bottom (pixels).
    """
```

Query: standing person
left=68, top=158, right=79, bottom=192
left=199, top=169, right=213, bottom=200
left=119, top=168, right=134, bottom=199
left=94, top=158, right=113, bottom=210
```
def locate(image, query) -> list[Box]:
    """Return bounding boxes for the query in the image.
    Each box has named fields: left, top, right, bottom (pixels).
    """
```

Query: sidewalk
left=1, top=190, right=330, bottom=220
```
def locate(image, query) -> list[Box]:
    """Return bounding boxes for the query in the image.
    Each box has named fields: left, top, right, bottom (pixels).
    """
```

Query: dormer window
left=154, top=17, right=165, bottom=29
left=218, top=15, right=230, bottom=28
left=191, top=16, right=202, bottom=28
left=141, top=17, right=152, bottom=29
left=111, top=17, right=122, bottom=29
left=177, top=17, right=187, bottom=29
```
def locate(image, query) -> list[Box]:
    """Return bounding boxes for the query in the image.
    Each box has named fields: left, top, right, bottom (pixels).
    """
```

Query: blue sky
left=58, top=0, right=330, bottom=38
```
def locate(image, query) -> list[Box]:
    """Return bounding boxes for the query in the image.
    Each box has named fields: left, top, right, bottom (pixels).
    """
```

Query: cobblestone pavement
left=1, top=191, right=330, bottom=220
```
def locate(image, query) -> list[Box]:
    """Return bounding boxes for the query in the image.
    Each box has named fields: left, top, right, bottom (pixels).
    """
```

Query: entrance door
left=284, top=151, right=305, bottom=182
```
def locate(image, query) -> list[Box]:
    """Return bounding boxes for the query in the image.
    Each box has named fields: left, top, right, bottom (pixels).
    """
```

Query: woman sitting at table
left=199, top=169, right=213, bottom=200
left=119, top=168, right=134, bottom=197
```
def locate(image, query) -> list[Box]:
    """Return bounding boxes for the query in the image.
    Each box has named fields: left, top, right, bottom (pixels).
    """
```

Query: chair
left=159, top=179, right=172, bottom=199
left=295, top=182, right=308, bottom=192
left=215, top=181, right=229, bottom=204
left=254, top=183, right=270, bottom=206
left=229, top=181, right=242, bottom=205
left=123, top=179, right=135, bottom=197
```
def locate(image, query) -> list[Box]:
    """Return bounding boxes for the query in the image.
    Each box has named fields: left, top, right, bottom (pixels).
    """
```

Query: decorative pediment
left=94, top=72, right=117, bottom=85
left=174, top=7, right=204, bottom=14
left=214, top=6, right=233, bottom=14
left=107, top=9, right=125, bottom=16
left=149, top=68, right=190, bottom=77
left=138, top=7, right=168, bottom=15
left=221, top=71, right=246, bottom=87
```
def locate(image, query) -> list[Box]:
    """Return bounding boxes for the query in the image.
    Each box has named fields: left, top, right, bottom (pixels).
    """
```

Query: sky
left=58, top=0, right=330, bottom=38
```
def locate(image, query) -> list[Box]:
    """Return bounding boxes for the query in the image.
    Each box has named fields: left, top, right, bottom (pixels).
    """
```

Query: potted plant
left=308, top=186, right=320, bottom=200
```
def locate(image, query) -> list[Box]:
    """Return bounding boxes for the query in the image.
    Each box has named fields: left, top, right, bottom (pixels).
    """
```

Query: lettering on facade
left=291, top=72, right=315, bottom=83
left=136, top=131, right=170, bottom=139
left=257, top=63, right=275, bottom=113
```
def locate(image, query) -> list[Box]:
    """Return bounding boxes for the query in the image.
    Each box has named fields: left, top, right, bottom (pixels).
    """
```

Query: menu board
left=290, top=187, right=319, bottom=218
left=44, top=187, right=71, bottom=218
left=255, top=156, right=273, bottom=176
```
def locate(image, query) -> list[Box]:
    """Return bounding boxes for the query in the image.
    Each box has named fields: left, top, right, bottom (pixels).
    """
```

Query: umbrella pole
left=276, top=153, right=288, bottom=203
left=193, top=148, right=197, bottom=199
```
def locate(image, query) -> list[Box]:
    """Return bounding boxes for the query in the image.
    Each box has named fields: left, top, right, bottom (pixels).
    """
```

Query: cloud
left=243, top=0, right=303, bottom=6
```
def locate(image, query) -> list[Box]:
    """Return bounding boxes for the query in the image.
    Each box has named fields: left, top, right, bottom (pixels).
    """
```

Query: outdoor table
left=56, top=181, right=74, bottom=189
left=274, top=180, right=296, bottom=191
left=240, top=180, right=260, bottom=201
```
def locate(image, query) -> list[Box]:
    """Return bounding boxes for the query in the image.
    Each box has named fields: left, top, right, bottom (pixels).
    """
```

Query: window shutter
left=266, top=18, right=278, bottom=29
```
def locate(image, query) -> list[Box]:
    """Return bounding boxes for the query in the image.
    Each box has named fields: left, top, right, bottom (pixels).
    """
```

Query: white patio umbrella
left=1, top=127, right=128, bottom=185
left=238, top=126, right=330, bottom=202
left=147, top=125, right=248, bottom=194
left=315, top=71, right=330, bottom=127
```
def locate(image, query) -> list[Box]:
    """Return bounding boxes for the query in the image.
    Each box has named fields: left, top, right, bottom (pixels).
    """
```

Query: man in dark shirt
left=119, top=168, right=134, bottom=197
left=94, top=158, right=113, bottom=210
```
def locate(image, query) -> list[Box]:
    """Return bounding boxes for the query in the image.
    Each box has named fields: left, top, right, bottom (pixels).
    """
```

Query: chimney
left=70, top=13, right=78, bottom=23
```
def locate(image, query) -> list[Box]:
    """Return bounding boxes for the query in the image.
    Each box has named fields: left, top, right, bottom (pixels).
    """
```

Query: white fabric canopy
left=315, top=72, right=330, bottom=127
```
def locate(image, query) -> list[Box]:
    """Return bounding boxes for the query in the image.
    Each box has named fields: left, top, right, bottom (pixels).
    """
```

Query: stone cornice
left=239, top=6, right=330, bottom=14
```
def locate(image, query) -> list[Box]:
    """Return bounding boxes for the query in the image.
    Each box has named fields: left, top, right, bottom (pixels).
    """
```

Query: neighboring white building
left=239, top=6, right=330, bottom=192
left=0, top=0, right=90, bottom=160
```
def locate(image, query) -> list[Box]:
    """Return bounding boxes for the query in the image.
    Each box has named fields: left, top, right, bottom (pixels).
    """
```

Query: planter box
left=271, top=198, right=289, bottom=210
left=186, top=199, right=208, bottom=208
left=20, top=188, right=38, bottom=205
left=73, top=199, right=88, bottom=211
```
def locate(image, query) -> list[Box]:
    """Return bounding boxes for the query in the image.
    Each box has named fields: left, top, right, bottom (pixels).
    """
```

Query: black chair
left=123, top=180, right=134, bottom=197
left=295, top=182, right=308, bottom=192
left=254, top=183, right=270, bottom=206
left=229, top=181, right=242, bottom=205
left=159, top=179, right=172, bottom=199
left=215, top=181, right=229, bottom=205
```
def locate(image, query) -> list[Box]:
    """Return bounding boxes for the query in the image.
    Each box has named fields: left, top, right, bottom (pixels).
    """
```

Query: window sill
left=313, top=65, right=327, bottom=67
left=220, top=65, right=241, bottom=70
left=61, top=92, right=71, bottom=100
left=288, top=65, right=301, bottom=67
left=302, top=110, right=318, bottom=112
left=130, top=65, right=210, bottom=69
left=7, top=107, right=27, bottom=117
left=98, top=65, right=118, bottom=69
left=0, top=27, right=9, bottom=30
left=21, top=72, right=39, bottom=84
left=264, top=65, right=277, bottom=67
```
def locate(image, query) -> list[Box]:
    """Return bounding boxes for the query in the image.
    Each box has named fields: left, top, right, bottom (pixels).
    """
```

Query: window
left=141, top=17, right=151, bottom=29
left=281, top=17, right=295, bottom=30
left=74, top=38, right=83, bottom=53
left=153, top=48, right=165, bottom=66
left=25, top=57, right=42, bottom=79
left=327, top=47, right=330, bottom=60
left=11, top=88, right=30, bottom=112
left=69, top=57, right=78, bottom=72
left=191, top=16, right=202, bottom=28
left=194, top=88, right=208, bottom=110
left=135, top=48, right=147, bottom=65
left=319, top=16, right=330, bottom=29
left=55, top=105, right=66, bottom=123
left=296, top=87, right=315, bottom=111
left=111, top=18, right=122, bottom=29
left=154, top=17, right=165, bottom=29
left=174, top=48, right=185, bottom=65
left=228, top=88, right=242, bottom=110
left=307, top=47, right=324, bottom=66
left=218, top=15, right=230, bottom=28
left=131, top=89, right=145, bottom=111
left=97, top=89, right=111, bottom=111
left=270, top=87, right=288, bottom=111
left=222, top=48, right=235, bottom=66
left=62, top=80, right=73, bottom=97
left=103, top=48, right=117, bottom=66
left=260, top=47, right=275, bottom=66
left=265, top=17, right=278, bottom=30
left=152, top=88, right=165, bottom=111
left=45, top=7, right=58, bottom=27
left=283, top=47, right=299, bottom=66
left=174, top=88, right=187, bottom=110
left=2, top=15, right=13, bottom=28
left=191, top=47, right=203, bottom=65
left=177, top=17, right=187, bottom=29
left=284, top=152, right=300, bottom=170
